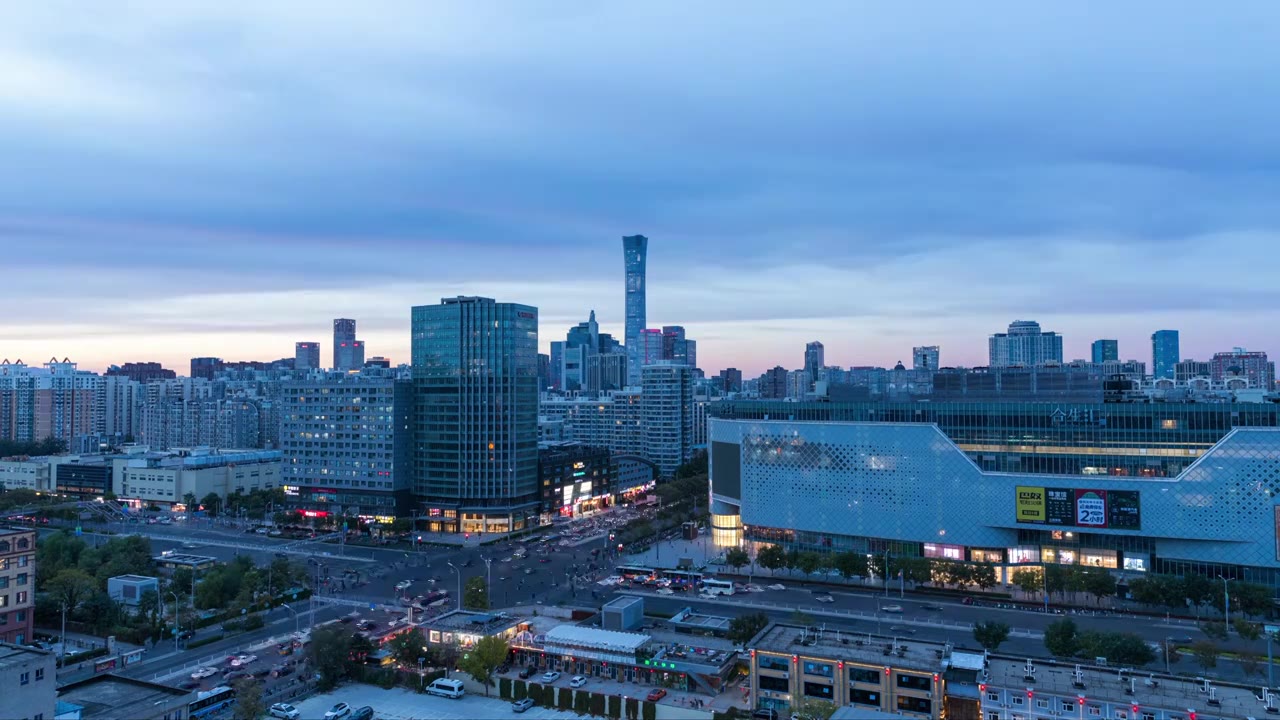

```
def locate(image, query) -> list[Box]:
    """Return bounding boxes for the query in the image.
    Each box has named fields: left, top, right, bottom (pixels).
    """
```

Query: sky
left=3, top=2, right=1280, bottom=377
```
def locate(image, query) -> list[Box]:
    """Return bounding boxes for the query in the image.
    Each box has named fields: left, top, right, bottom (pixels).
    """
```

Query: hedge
left=186, top=633, right=225, bottom=650
left=625, top=697, right=639, bottom=720
left=527, top=684, right=544, bottom=706
left=514, top=679, right=527, bottom=701
left=500, top=677, right=513, bottom=700
left=60, top=647, right=108, bottom=667
left=642, top=700, right=656, bottom=720
left=575, top=691, right=591, bottom=715
left=608, top=695, right=622, bottom=718
left=559, top=688, right=574, bottom=712
left=589, top=693, right=606, bottom=717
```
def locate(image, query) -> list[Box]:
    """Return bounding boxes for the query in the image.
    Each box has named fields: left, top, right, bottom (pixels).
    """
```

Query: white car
left=542, top=671, right=561, bottom=683
left=767, top=583, right=786, bottom=591
left=230, top=653, right=257, bottom=667
left=599, top=576, right=622, bottom=586
left=269, top=703, right=301, bottom=720
left=815, top=594, right=835, bottom=603
left=191, top=667, right=217, bottom=680
left=881, top=604, right=904, bottom=614
left=657, top=587, right=674, bottom=595
left=569, top=675, right=587, bottom=688
left=324, top=703, right=352, bottom=719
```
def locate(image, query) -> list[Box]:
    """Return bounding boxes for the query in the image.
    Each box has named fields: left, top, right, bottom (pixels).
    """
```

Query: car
left=512, top=698, right=536, bottom=713
left=646, top=688, right=667, bottom=702
left=177, top=629, right=195, bottom=640
left=541, top=671, right=561, bottom=683
left=223, top=670, right=251, bottom=682
left=815, top=594, right=835, bottom=603
left=525, top=568, right=535, bottom=575
left=350, top=707, right=375, bottom=720
left=269, top=703, right=301, bottom=720
left=179, top=680, right=202, bottom=690
left=569, top=675, right=587, bottom=688
left=324, top=703, right=352, bottom=720
left=272, top=664, right=294, bottom=677
left=191, top=667, right=218, bottom=680
left=921, top=603, right=944, bottom=611
left=519, top=665, right=537, bottom=679
left=1170, top=635, right=1194, bottom=644
left=881, top=604, right=904, bottom=613
left=656, top=587, right=674, bottom=595
left=538, top=557, right=551, bottom=563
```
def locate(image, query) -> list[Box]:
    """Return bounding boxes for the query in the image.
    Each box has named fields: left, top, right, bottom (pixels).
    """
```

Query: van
left=426, top=678, right=465, bottom=699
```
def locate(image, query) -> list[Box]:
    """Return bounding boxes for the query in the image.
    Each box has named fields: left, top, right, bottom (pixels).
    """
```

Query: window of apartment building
left=896, top=673, right=932, bottom=691
left=757, top=675, right=789, bottom=693
left=1087, top=708, right=1101, bottom=717
left=0, top=577, right=8, bottom=589
left=988, top=713, right=1001, bottom=720
left=849, top=689, right=880, bottom=707
left=16, top=592, right=26, bottom=604
left=986, top=691, right=1000, bottom=702
left=896, top=696, right=931, bottom=714
left=20, top=671, right=28, bottom=685
left=1062, top=702, right=1075, bottom=713
left=35, top=668, right=43, bottom=680
left=0, top=612, right=7, bottom=625
left=849, top=667, right=880, bottom=684
left=18, top=555, right=29, bottom=567
left=1036, top=699, right=1049, bottom=709
left=0, top=595, right=7, bottom=608
left=802, top=661, right=833, bottom=678
left=802, top=682, right=833, bottom=700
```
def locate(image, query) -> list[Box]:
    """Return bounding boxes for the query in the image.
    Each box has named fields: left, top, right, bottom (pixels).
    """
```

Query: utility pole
left=1218, top=575, right=1230, bottom=629
left=60, top=603, right=67, bottom=665
left=168, top=591, right=181, bottom=652
left=483, top=558, right=493, bottom=609
left=448, top=562, right=461, bottom=610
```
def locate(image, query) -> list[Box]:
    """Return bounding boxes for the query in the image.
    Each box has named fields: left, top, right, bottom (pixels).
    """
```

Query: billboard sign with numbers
left=1016, top=486, right=1140, bottom=530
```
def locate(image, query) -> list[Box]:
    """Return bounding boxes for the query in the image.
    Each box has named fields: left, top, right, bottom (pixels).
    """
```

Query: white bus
left=700, top=578, right=734, bottom=596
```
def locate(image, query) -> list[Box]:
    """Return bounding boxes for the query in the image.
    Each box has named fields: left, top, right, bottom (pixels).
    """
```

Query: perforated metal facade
left=710, top=418, right=1280, bottom=576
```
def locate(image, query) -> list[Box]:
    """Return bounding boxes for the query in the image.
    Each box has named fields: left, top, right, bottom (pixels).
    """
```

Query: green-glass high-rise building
left=411, top=296, right=539, bottom=534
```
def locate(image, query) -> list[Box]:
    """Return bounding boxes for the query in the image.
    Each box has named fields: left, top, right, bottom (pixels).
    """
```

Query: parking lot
left=290, top=685, right=591, bottom=719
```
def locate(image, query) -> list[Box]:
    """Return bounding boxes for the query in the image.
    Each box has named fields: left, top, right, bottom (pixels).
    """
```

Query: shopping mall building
left=707, top=401, right=1280, bottom=586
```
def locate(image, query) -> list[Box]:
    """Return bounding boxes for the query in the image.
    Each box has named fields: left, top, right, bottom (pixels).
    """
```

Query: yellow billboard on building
left=1016, top=486, right=1046, bottom=523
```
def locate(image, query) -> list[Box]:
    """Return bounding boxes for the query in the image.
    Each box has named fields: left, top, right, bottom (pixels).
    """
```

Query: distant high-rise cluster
left=294, top=341, right=320, bottom=370
left=988, top=320, right=1063, bottom=367
left=912, top=346, right=939, bottom=371
left=333, top=318, right=365, bottom=371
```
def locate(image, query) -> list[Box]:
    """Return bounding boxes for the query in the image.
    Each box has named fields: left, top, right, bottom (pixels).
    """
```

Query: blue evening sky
left=3, top=2, right=1278, bottom=375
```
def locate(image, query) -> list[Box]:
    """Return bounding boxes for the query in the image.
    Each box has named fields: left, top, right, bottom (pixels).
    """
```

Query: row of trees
left=730, top=545, right=1001, bottom=591
left=1127, top=573, right=1273, bottom=618
left=0, top=436, right=66, bottom=459
left=184, top=487, right=286, bottom=519
left=382, top=627, right=510, bottom=695
left=1009, top=566, right=1117, bottom=604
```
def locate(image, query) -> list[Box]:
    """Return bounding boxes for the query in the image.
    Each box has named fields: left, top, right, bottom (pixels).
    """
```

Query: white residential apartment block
left=539, top=389, right=644, bottom=459
left=641, top=362, right=694, bottom=478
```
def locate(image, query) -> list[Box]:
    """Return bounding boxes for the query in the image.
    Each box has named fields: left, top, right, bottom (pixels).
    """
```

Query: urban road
left=40, top=521, right=1264, bottom=684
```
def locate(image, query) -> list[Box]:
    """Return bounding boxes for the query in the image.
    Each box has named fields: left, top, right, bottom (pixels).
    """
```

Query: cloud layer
left=3, top=2, right=1279, bottom=374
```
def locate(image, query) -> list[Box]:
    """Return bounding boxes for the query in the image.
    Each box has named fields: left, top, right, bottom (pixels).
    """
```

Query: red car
left=646, top=689, right=667, bottom=702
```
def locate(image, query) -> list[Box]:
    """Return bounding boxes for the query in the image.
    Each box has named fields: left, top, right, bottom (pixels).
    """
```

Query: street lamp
left=1164, top=636, right=1172, bottom=674
left=448, top=562, right=461, bottom=609
left=483, top=558, right=493, bottom=608
left=883, top=550, right=891, bottom=597
left=168, top=591, right=181, bottom=652
left=281, top=603, right=299, bottom=635
left=1217, top=575, right=1230, bottom=629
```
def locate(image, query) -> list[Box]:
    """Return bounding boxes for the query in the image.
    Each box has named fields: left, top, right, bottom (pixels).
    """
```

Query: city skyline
left=5, top=3, right=1280, bottom=375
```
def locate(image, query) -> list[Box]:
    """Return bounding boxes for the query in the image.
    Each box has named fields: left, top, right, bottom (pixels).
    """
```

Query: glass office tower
left=1152, top=329, right=1180, bottom=380
left=623, top=235, right=648, bottom=387
left=411, top=296, right=539, bottom=534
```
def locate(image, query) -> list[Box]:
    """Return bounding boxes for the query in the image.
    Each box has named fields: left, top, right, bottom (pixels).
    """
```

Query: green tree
left=1078, top=631, right=1155, bottom=666
left=309, top=625, right=355, bottom=690
left=757, top=545, right=786, bottom=573
left=725, top=548, right=750, bottom=572
left=727, top=612, right=769, bottom=646
left=973, top=621, right=1011, bottom=651
left=1200, top=621, right=1229, bottom=641
left=1043, top=619, right=1080, bottom=657
left=1012, top=568, right=1044, bottom=597
left=459, top=636, right=510, bottom=696
left=47, top=568, right=97, bottom=613
left=1230, top=581, right=1273, bottom=618
left=1233, top=618, right=1263, bottom=641
left=784, top=548, right=802, bottom=575
left=463, top=576, right=489, bottom=610
left=1182, top=573, right=1214, bottom=611
left=388, top=628, right=427, bottom=666
left=1240, top=653, right=1263, bottom=679
left=232, top=678, right=265, bottom=720
left=795, top=552, right=821, bottom=577
left=137, top=588, right=161, bottom=631
left=972, top=563, right=998, bottom=591
left=182, top=492, right=198, bottom=510
left=1191, top=641, right=1218, bottom=671
left=831, top=551, right=867, bottom=581
left=1082, top=570, right=1117, bottom=605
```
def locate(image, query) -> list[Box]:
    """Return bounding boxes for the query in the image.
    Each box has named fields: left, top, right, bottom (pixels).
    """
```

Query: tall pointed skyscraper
left=623, top=235, right=648, bottom=386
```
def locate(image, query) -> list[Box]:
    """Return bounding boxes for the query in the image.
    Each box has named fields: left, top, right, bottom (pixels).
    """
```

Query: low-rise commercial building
left=116, top=448, right=281, bottom=507
left=537, top=442, right=614, bottom=520
left=419, top=610, right=525, bottom=651
left=56, top=674, right=191, bottom=720
left=107, top=575, right=159, bottom=607
left=749, top=622, right=1279, bottom=720
left=0, top=643, right=56, bottom=720
left=0, top=457, right=54, bottom=492
left=0, top=528, right=36, bottom=644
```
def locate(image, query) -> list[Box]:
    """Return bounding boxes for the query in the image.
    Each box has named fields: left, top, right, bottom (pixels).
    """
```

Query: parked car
left=350, top=707, right=375, bottom=720
left=646, top=688, right=667, bottom=702
left=569, top=675, right=587, bottom=688
left=323, top=703, right=352, bottom=720
left=519, top=665, right=537, bottom=679
left=512, top=698, right=536, bottom=713
left=269, top=703, right=301, bottom=720
left=541, top=671, right=561, bottom=683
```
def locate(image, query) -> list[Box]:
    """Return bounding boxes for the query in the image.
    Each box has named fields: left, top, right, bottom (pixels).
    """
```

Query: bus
left=663, top=569, right=704, bottom=588
left=700, top=578, right=735, bottom=596
left=188, top=686, right=235, bottom=718
left=616, top=565, right=655, bottom=581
